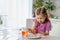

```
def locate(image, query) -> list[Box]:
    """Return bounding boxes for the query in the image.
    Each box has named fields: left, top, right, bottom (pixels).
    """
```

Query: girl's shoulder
left=47, top=21, right=51, bottom=23
left=46, top=21, right=51, bottom=26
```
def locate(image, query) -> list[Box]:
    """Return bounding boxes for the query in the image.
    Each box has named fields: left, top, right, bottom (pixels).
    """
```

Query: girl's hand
left=27, top=28, right=32, bottom=33
left=40, top=31, right=49, bottom=36
left=27, top=28, right=38, bottom=34
left=44, top=31, right=49, bottom=36
left=32, top=29, right=38, bottom=34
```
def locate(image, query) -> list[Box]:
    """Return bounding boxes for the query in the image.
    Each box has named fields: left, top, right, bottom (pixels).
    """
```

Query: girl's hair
left=35, top=6, right=50, bottom=23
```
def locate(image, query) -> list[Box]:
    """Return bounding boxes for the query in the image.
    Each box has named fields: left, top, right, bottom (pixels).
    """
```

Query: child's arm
left=40, top=31, right=49, bottom=36
left=31, top=22, right=36, bottom=29
left=44, top=22, right=51, bottom=36
left=27, top=22, right=36, bottom=33
left=31, top=22, right=37, bottom=33
left=44, top=31, right=49, bottom=35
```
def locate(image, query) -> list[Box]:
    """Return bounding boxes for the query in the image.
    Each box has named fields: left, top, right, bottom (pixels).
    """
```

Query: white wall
left=0, top=0, right=8, bottom=15
left=0, top=0, right=33, bottom=29
left=17, top=0, right=33, bottom=28
left=4, top=0, right=17, bottom=30
left=0, top=0, right=17, bottom=29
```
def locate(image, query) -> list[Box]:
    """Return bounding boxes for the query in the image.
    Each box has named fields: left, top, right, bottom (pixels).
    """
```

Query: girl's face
left=36, top=14, right=46, bottom=24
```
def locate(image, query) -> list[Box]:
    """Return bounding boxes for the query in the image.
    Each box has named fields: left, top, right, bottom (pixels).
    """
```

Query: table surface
left=18, top=31, right=60, bottom=40
left=19, top=35, right=60, bottom=40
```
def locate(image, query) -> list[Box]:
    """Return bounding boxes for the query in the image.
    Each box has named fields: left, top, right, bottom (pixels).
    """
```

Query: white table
left=18, top=34, right=60, bottom=40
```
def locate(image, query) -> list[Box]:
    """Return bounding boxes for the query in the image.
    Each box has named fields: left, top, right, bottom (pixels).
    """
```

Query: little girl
left=28, top=6, right=51, bottom=36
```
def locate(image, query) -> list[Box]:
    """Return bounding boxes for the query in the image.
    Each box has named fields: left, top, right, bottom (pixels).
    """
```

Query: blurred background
left=0, top=0, right=60, bottom=40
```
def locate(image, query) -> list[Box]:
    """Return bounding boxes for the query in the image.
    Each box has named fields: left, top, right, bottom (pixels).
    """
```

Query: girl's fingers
left=27, top=28, right=32, bottom=33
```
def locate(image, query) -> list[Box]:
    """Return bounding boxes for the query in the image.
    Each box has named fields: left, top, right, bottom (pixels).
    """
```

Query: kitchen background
left=0, top=0, right=60, bottom=40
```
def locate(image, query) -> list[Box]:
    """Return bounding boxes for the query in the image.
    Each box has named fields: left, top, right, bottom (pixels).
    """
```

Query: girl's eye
left=37, top=18, right=42, bottom=19
left=37, top=18, right=40, bottom=19
left=40, top=18, right=42, bottom=19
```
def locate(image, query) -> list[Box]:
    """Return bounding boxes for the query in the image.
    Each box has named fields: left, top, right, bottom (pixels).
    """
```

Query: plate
left=27, top=33, right=41, bottom=39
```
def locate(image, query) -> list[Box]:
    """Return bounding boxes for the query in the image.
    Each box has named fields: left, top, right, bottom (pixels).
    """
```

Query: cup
left=22, top=30, right=29, bottom=37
